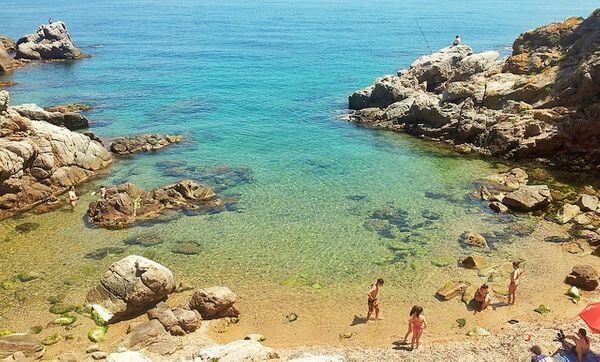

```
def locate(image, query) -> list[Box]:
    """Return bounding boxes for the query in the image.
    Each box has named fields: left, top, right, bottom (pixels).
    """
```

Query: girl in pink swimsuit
left=403, top=305, right=428, bottom=350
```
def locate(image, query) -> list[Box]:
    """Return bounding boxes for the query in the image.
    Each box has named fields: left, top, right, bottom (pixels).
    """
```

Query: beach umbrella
left=579, top=302, right=600, bottom=333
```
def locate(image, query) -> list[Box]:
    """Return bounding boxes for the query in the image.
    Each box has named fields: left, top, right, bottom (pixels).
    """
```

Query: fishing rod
left=414, top=18, right=432, bottom=54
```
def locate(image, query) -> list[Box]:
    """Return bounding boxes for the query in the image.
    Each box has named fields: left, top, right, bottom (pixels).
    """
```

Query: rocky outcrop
left=15, top=22, right=85, bottom=60
left=110, top=134, right=183, bottom=155
left=0, top=92, right=112, bottom=219
left=87, top=179, right=220, bottom=228
left=0, top=39, right=20, bottom=74
left=85, top=255, right=176, bottom=323
left=346, top=9, right=600, bottom=170
left=0, top=36, right=16, bottom=53
left=189, top=286, right=239, bottom=320
left=12, top=103, right=89, bottom=130
left=45, top=103, right=93, bottom=113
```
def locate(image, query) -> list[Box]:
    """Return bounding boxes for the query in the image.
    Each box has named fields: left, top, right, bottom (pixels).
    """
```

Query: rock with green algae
left=534, top=305, right=551, bottom=314
left=16, top=272, right=40, bottom=282
left=567, top=286, right=581, bottom=299
left=88, top=326, right=107, bottom=343
left=90, top=309, right=107, bottom=327
left=49, top=304, right=77, bottom=315
left=29, top=326, right=43, bottom=334
left=47, top=294, right=65, bottom=304
left=0, top=328, right=15, bottom=336
left=456, top=318, right=466, bottom=328
left=339, top=332, right=353, bottom=339
left=0, top=279, right=16, bottom=290
left=51, top=314, right=77, bottom=326
left=42, top=333, right=63, bottom=345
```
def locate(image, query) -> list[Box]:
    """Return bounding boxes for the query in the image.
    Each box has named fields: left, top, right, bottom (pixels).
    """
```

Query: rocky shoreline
left=347, top=9, right=600, bottom=171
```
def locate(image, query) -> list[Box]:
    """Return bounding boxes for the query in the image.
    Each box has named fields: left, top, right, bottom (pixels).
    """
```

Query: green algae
left=42, top=333, right=63, bottom=346
left=49, top=304, right=77, bottom=315
left=0, top=328, right=15, bottom=336
left=51, top=314, right=77, bottom=326
left=88, top=326, right=107, bottom=343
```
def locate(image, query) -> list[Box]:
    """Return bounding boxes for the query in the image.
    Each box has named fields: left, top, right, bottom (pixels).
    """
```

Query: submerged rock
left=110, top=134, right=183, bottom=155
left=435, top=281, right=467, bottom=301
left=462, top=232, right=488, bottom=248
left=147, top=302, right=201, bottom=335
left=189, top=286, right=239, bottom=320
left=87, top=180, right=220, bottom=228
left=16, top=22, right=85, bottom=60
left=85, top=255, right=176, bottom=323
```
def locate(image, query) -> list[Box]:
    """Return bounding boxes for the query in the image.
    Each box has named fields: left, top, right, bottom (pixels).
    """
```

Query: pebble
left=86, top=344, right=100, bottom=353
left=91, top=351, right=108, bottom=360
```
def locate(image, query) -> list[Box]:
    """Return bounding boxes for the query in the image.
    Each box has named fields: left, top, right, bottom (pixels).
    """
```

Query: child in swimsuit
left=366, top=278, right=384, bottom=321
left=508, top=261, right=523, bottom=305
left=403, top=305, right=427, bottom=350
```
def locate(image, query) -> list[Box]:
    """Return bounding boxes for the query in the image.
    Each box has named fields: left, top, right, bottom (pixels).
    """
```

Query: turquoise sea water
left=0, top=0, right=598, bottom=336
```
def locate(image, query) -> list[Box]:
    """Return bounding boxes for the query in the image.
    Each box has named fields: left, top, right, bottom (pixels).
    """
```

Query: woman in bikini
left=403, top=305, right=427, bottom=350
left=508, top=261, right=523, bottom=305
left=366, top=278, right=384, bottom=321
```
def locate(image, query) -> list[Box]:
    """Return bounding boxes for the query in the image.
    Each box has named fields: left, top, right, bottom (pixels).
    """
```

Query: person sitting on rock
left=474, top=284, right=491, bottom=312
left=453, top=35, right=462, bottom=46
left=366, top=278, right=384, bottom=321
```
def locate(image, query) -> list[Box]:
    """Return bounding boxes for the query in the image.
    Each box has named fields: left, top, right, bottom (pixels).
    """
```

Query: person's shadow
left=350, top=315, right=368, bottom=326
left=392, top=340, right=412, bottom=351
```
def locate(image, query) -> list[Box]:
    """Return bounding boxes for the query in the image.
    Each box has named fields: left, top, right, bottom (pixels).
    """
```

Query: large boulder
left=85, top=255, right=176, bottom=323
left=146, top=302, right=202, bottom=335
left=435, top=281, right=467, bottom=301
left=502, top=185, right=552, bottom=211
left=11, top=103, right=89, bottom=130
left=565, top=264, right=599, bottom=291
left=408, top=45, right=473, bottom=90
left=15, top=22, right=85, bottom=60
left=87, top=180, right=220, bottom=228
left=194, top=340, right=278, bottom=362
left=189, top=286, right=239, bottom=319
left=110, top=134, right=183, bottom=155
left=0, top=99, right=112, bottom=219
left=0, top=334, right=45, bottom=359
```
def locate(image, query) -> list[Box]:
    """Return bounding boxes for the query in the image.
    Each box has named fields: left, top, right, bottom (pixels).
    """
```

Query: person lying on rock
left=366, top=278, right=384, bottom=321
left=474, top=284, right=491, bottom=312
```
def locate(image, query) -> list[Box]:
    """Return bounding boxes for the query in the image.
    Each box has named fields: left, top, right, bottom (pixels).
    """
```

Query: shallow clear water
left=0, top=0, right=597, bottom=335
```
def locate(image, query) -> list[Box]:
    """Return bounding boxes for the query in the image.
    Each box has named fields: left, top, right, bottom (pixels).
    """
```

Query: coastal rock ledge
left=15, top=21, right=86, bottom=61
left=0, top=91, right=111, bottom=219
left=110, top=134, right=184, bottom=155
left=87, top=179, right=221, bottom=228
left=347, top=9, right=600, bottom=170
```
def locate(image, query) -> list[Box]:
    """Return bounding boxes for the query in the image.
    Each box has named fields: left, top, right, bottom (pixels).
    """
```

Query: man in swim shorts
left=366, top=278, right=384, bottom=321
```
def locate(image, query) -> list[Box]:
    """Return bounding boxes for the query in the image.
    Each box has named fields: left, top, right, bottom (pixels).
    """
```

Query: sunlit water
left=0, top=0, right=597, bottom=341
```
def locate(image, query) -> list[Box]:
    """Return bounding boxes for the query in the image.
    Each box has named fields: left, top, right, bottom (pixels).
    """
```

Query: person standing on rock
left=453, top=35, right=462, bottom=46
left=366, top=278, right=384, bottom=321
left=68, top=186, right=78, bottom=210
left=507, top=261, right=524, bottom=305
